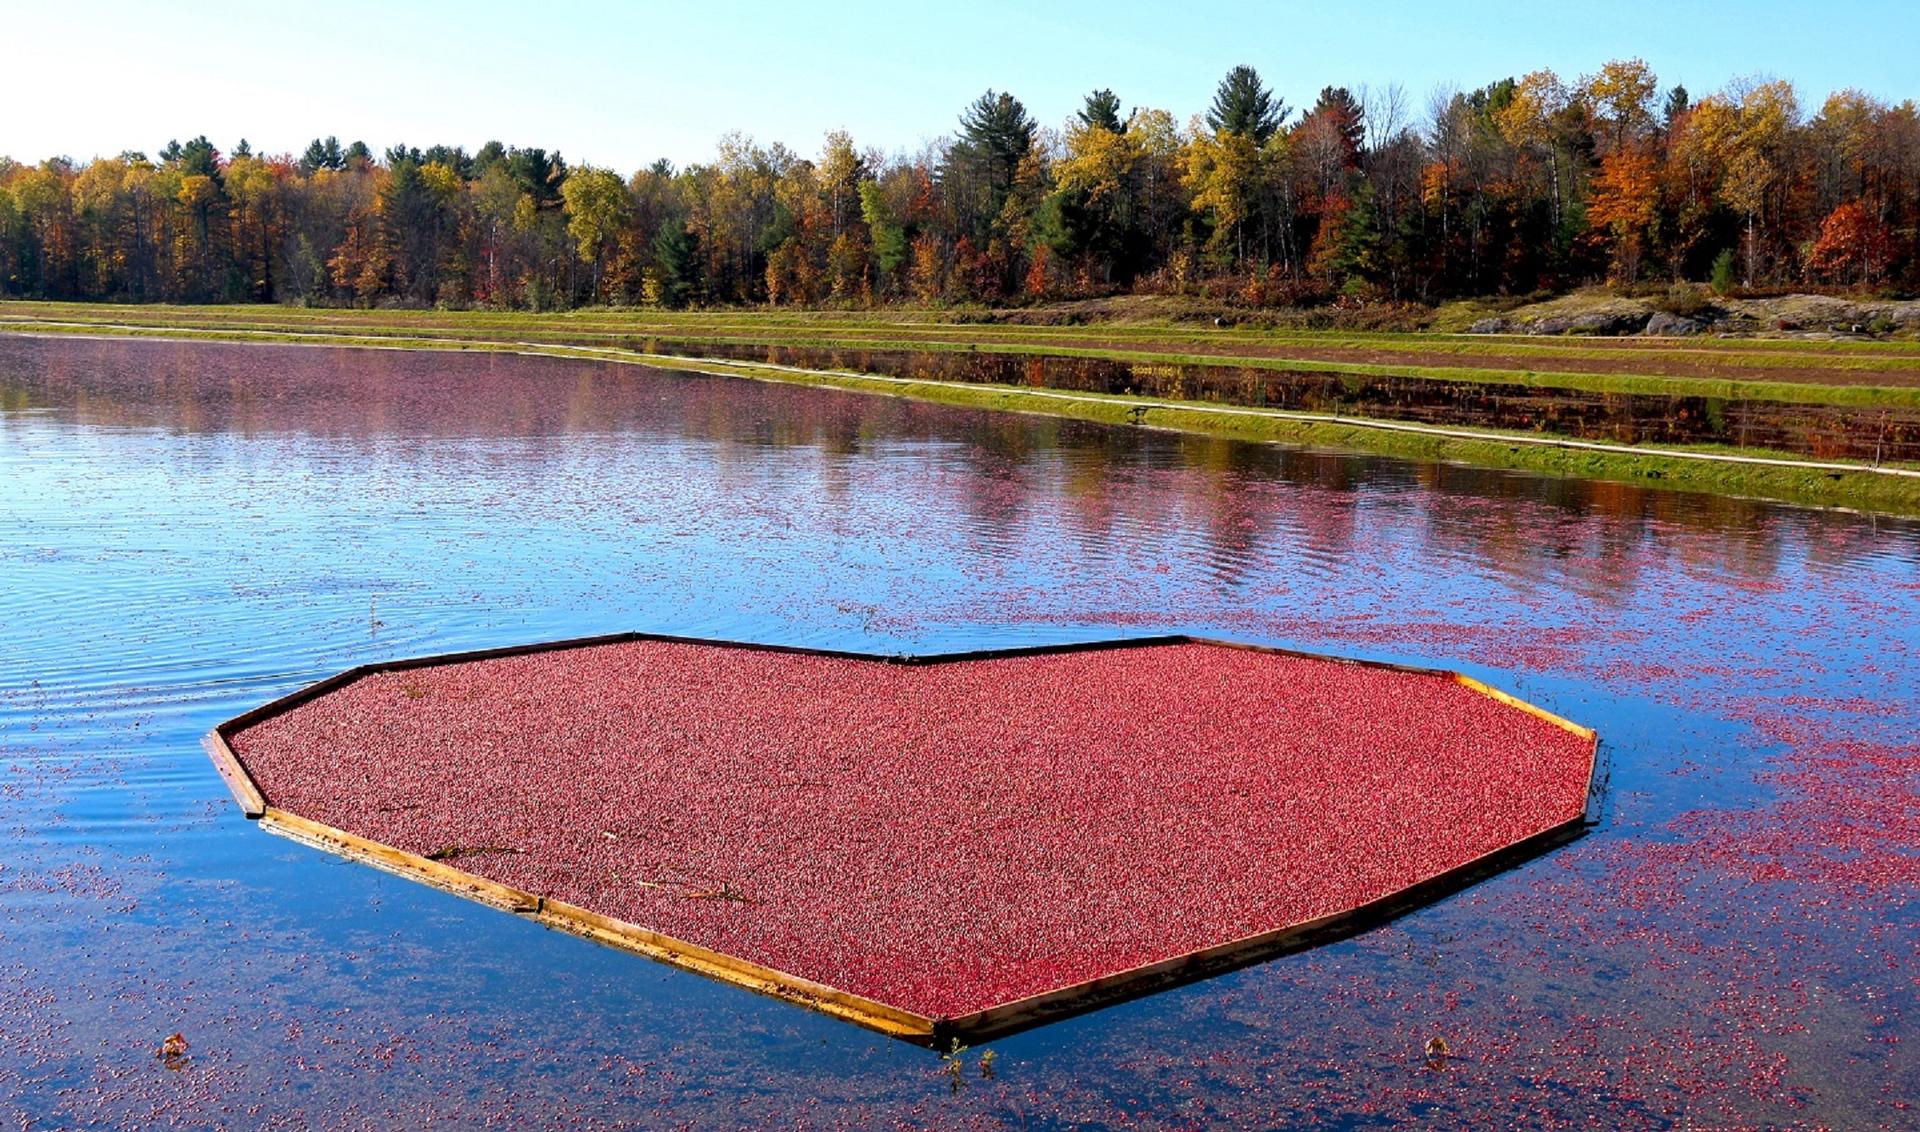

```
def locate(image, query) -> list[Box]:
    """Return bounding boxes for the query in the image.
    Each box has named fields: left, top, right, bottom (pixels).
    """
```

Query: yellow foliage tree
left=1583, top=59, right=1659, bottom=149
left=1182, top=121, right=1283, bottom=265
left=1674, top=79, right=1801, bottom=284
left=1497, top=70, right=1576, bottom=228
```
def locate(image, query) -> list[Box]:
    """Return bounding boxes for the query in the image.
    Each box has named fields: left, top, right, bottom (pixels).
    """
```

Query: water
left=2, top=334, right=1917, bottom=1128
left=646, top=337, right=1920, bottom=462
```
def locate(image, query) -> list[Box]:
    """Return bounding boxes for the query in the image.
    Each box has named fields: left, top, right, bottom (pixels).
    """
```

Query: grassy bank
left=12, top=299, right=1920, bottom=364
left=4, top=303, right=1919, bottom=518
left=629, top=355, right=1920, bottom=517
left=12, top=304, right=1920, bottom=407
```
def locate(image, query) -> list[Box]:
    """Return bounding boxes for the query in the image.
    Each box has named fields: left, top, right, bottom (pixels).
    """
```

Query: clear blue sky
left=7, top=0, right=1917, bottom=170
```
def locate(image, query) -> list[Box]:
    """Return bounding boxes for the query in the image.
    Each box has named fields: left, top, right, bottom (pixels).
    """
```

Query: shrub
left=1655, top=283, right=1713, bottom=319
left=1709, top=250, right=1738, bottom=296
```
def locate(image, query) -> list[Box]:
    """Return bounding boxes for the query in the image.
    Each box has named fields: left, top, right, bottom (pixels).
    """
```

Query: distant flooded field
left=649, top=337, right=1920, bottom=462
left=3, top=333, right=1917, bottom=1128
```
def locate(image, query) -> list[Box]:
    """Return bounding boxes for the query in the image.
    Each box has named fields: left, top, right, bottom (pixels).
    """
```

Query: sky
left=7, top=0, right=1919, bottom=171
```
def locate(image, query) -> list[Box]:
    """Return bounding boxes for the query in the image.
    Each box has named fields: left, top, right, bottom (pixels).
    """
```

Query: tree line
left=4, top=62, right=1917, bottom=310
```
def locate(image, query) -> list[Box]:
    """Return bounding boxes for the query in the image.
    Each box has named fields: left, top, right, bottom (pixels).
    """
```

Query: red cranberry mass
left=218, top=637, right=1597, bottom=1038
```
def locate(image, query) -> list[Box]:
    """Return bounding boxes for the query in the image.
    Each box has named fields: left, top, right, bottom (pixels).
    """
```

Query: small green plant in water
left=941, top=1038, right=969, bottom=1092
left=979, top=1048, right=997, bottom=1079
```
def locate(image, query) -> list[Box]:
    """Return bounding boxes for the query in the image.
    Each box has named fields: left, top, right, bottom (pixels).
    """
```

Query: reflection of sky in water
left=2, top=334, right=1917, bottom=1127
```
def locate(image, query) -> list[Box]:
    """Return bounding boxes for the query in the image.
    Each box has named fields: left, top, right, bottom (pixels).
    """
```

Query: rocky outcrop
left=1643, top=311, right=1706, bottom=337
left=1480, top=292, right=1920, bottom=339
left=1525, top=310, right=1652, bottom=336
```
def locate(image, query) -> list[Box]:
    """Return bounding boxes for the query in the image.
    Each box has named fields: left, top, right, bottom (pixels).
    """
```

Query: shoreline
left=5, top=317, right=1919, bottom=520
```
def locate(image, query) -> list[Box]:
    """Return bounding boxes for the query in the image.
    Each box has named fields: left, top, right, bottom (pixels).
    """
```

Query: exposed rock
left=1526, top=310, right=1651, bottom=336
left=1644, top=311, right=1706, bottom=337
left=1487, top=292, right=1920, bottom=340
left=1731, top=295, right=1920, bottom=336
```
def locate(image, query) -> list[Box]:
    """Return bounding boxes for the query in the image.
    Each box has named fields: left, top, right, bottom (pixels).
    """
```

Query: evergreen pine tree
left=1078, top=89, right=1125, bottom=133
left=1206, top=65, right=1286, bottom=143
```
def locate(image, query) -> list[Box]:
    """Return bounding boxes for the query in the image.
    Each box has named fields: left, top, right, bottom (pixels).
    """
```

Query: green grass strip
left=7, top=305, right=1920, bottom=408
left=7, top=318, right=1918, bottom=519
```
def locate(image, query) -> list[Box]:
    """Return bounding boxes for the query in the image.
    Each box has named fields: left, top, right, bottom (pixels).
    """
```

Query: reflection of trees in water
left=659, top=338, right=1920, bottom=463
left=4, top=335, right=1914, bottom=594
left=1057, top=432, right=1124, bottom=556
left=1170, top=437, right=1290, bottom=587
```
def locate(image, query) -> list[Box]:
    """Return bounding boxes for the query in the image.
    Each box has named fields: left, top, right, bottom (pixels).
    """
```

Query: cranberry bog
left=12, top=304, right=1920, bottom=517
left=205, top=632, right=1598, bottom=1044
left=11, top=334, right=1919, bottom=1127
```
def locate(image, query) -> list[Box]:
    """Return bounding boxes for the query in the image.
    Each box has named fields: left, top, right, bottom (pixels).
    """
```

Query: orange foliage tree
left=8, top=63, right=1920, bottom=307
left=1585, top=148, right=1662, bottom=279
left=1806, top=200, right=1896, bottom=284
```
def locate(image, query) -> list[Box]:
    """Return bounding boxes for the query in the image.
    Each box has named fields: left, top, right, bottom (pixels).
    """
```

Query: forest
left=3, top=61, right=1917, bottom=310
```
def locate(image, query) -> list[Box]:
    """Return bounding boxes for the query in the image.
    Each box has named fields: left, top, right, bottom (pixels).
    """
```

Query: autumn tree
left=1183, top=124, right=1263, bottom=266
left=1296, top=86, right=1365, bottom=205
left=328, top=205, right=389, bottom=302
left=11, top=162, right=79, bottom=296
left=1185, top=110, right=1298, bottom=275
left=469, top=161, right=523, bottom=305
left=7, top=60, right=1919, bottom=308
left=1310, top=181, right=1388, bottom=293
left=1495, top=70, right=1578, bottom=238
left=0, top=176, right=21, bottom=292
left=1312, top=87, right=1365, bottom=152
left=1807, top=200, right=1895, bottom=284
left=224, top=154, right=282, bottom=298
left=909, top=233, right=945, bottom=304
left=1677, top=80, right=1801, bottom=285
left=1585, top=147, right=1662, bottom=279
left=817, top=130, right=867, bottom=239
left=1047, top=93, right=1153, bottom=283
left=560, top=165, right=633, bottom=301
left=1583, top=59, right=1659, bottom=150
left=826, top=229, right=869, bottom=302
